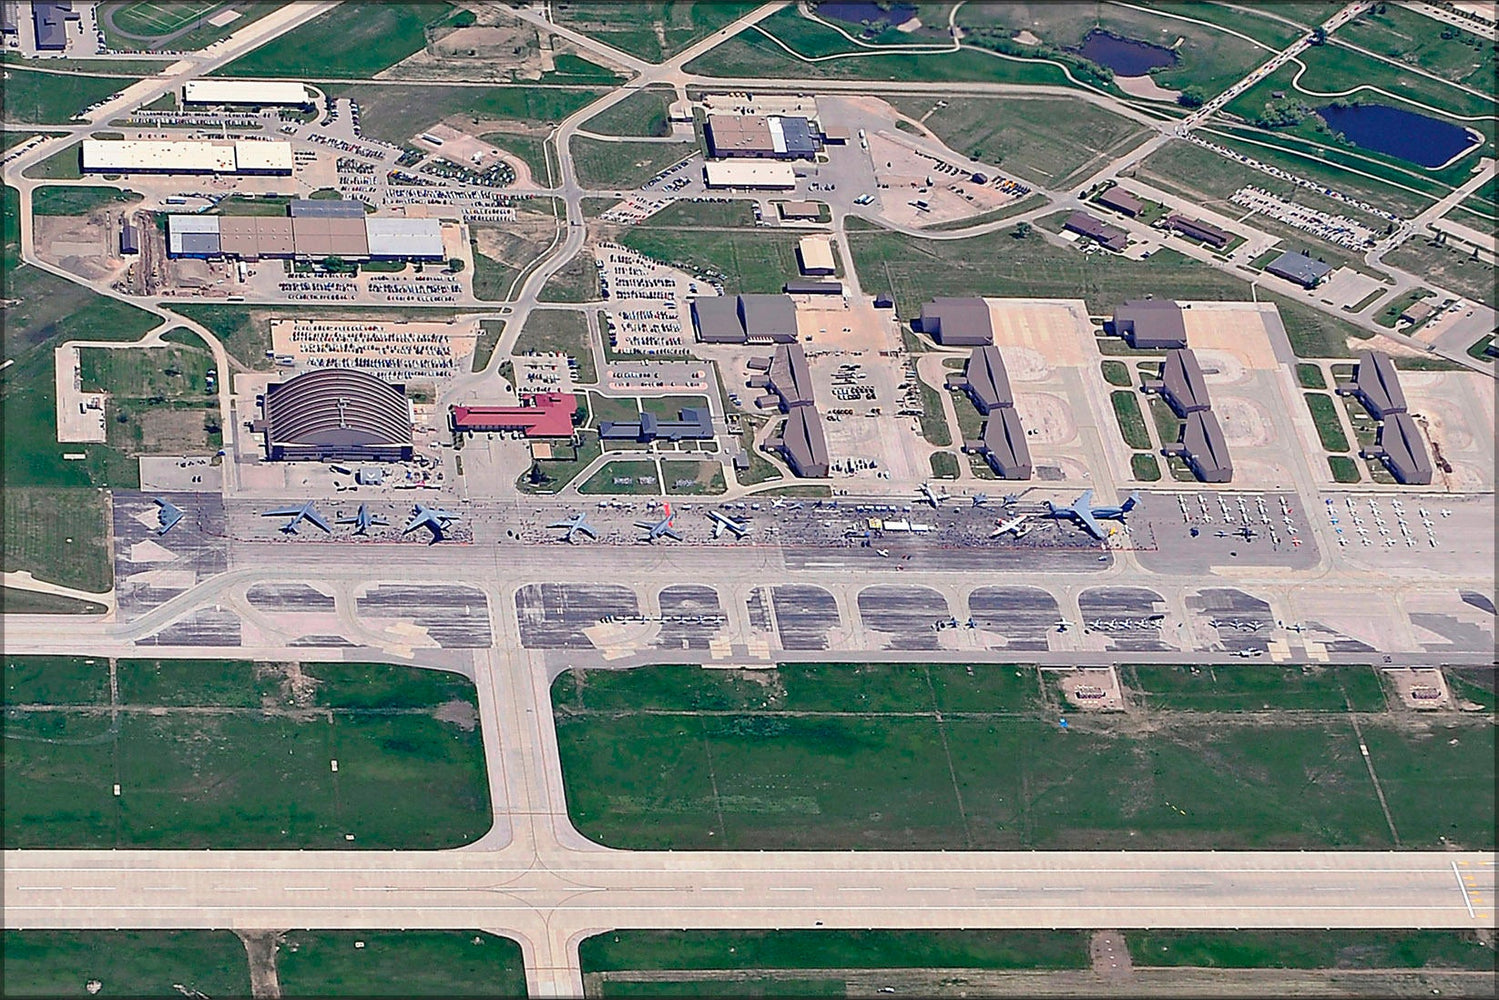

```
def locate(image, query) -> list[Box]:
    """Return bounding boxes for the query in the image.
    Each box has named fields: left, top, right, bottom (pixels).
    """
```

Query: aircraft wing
left=402, top=513, right=428, bottom=534
left=711, top=520, right=725, bottom=538
left=663, top=527, right=683, bottom=541
left=577, top=523, right=596, bottom=539
left=304, top=507, right=333, bottom=533
left=633, top=520, right=654, bottom=531
left=547, top=520, right=575, bottom=530
left=262, top=507, right=305, bottom=517
left=1075, top=506, right=1105, bottom=539
left=1076, top=489, right=1094, bottom=510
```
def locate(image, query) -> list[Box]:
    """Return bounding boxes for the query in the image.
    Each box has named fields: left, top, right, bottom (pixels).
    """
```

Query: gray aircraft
left=402, top=503, right=461, bottom=542
left=1043, top=489, right=1140, bottom=540
left=707, top=509, right=750, bottom=539
left=153, top=497, right=184, bottom=535
left=635, top=503, right=682, bottom=543
left=262, top=500, right=332, bottom=534
left=918, top=482, right=949, bottom=507
left=548, top=512, right=598, bottom=543
left=337, top=504, right=388, bottom=535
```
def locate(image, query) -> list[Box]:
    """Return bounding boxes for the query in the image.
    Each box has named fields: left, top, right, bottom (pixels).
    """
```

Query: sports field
left=4, top=657, right=492, bottom=849
left=110, top=1, right=221, bottom=37
left=553, top=662, right=1495, bottom=852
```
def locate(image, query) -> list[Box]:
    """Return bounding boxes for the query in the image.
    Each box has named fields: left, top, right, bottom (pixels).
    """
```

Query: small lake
left=818, top=2, right=918, bottom=29
left=1316, top=103, right=1479, bottom=168
left=1075, top=29, right=1178, bottom=77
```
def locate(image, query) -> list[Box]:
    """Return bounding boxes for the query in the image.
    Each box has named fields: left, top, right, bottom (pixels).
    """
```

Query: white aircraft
left=876, top=548, right=890, bottom=558
left=990, top=514, right=1031, bottom=539
left=707, top=509, right=751, bottom=539
left=1054, top=619, right=1075, bottom=632
left=1278, top=620, right=1308, bottom=633
left=770, top=497, right=787, bottom=509
left=918, top=482, right=949, bottom=507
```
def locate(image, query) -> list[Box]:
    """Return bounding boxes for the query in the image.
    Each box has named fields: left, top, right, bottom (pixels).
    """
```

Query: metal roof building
left=1166, top=214, right=1232, bottom=249
left=703, top=160, right=796, bottom=189
left=218, top=216, right=295, bottom=259
left=704, top=114, right=818, bottom=159
left=262, top=369, right=414, bottom=462
left=32, top=0, right=76, bottom=50
left=290, top=198, right=367, bottom=218
left=783, top=279, right=843, bottom=295
left=119, top=221, right=139, bottom=255
left=1165, top=409, right=1233, bottom=483
left=599, top=407, right=714, bottom=443
left=967, top=407, right=1032, bottom=480
left=1113, top=299, right=1187, bottom=349
left=797, top=234, right=836, bottom=275
left=752, top=342, right=816, bottom=411
left=1147, top=349, right=1212, bottom=416
left=365, top=218, right=445, bottom=260
left=183, top=80, right=313, bottom=108
left=290, top=215, right=369, bottom=259
left=779, top=200, right=822, bottom=220
left=918, top=297, right=992, bottom=346
left=945, top=345, right=1013, bottom=415
left=769, top=404, right=829, bottom=478
left=1364, top=411, right=1432, bottom=485
left=81, top=139, right=293, bottom=175
left=1064, top=211, right=1129, bottom=252
left=1266, top=250, right=1334, bottom=288
left=450, top=393, right=578, bottom=438
left=166, top=215, right=221, bottom=258
left=1339, top=349, right=1407, bottom=419
left=691, top=294, right=797, bottom=344
left=1096, top=186, right=1144, bottom=217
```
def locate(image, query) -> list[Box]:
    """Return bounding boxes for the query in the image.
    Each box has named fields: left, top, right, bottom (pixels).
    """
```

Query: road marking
left=838, top=887, right=881, bottom=892
left=909, top=887, right=951, bottom=892
left=284, top=886, right=329, bottom=892
left=1042, top=887, right=1085, bottom=892
left=142, top=886, right=185, bottom=892
left=699, top=887, right=742, bottom=892
left=974, top=887, right=1018, bottom=892
left=769, top=886, right=812, bottom=892
left=1453, top=860, right=1476, bottom=918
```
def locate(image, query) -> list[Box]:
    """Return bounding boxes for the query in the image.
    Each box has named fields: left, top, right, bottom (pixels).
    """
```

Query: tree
left=1177, top=86, right=1205, bottom=109
left=448, top=257, right=466, bottom=273
left=1011, top=222, right=1032, bottom=240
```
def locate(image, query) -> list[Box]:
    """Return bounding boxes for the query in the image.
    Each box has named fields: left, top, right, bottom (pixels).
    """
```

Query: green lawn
left=79, top=342, right=215, bottom=398
left=4, top=658, right=492, bottom=849
left=554, top=2, right=761, bottom=62
left=1130, top=452, right=1161, bottom=481
left=277, top=930, right=527, bottom=998
left=1101, top=360, right=1133, bottom=387
left=1327, top=454, right=1361, bottom=483
left=1338, top=5, right=1497, bottom=90
left=1296, top=362, right=1327, bottom=389
left=571, top=137, right=695, bottom=189
left=1, top=488, right=111, bottom=593
left=516, top=431, right=603, bottom=493
left=514, top=308, right=597, bottom=385
left=483, top=132, right=552, bottom=184
left=580, top=928, right=1090, bottom=973
left=323, top=83, right=602, bottom=147
left=663, top=459, right=727, bottom=495
left=553, top=662, right=1494, bottom=852
left=1385, top=237, right=1495, bottom=309
left=928, top=451, right=960, bottom=479
left=584, top=87, right=673, bottom=137
left=214, top=2, right=457, bottom=78
left=1122, top=664, right=1387, bottom=712
left=1127, top=929, right=1495, bottom=971
left=579, top=459, right=660, bottom=495
left=2, top=930, right=251, bottom=998
left=1304, top=391, right=1351, bottom=453
left=0, top=588, right=107, bottom=615
left=1374, top=288, right=1433, bottom=328
left=32, top=185, right=142, bottom=217
left=0, top=67, right=137, bottom=123
left=23, top=142, right=85, bottom=180
left=539, top=251, right=600, bottom=304
left=890, top=96, right=1149, bottom=188
left=619, top=226, right=801, bottom=295
left=1111, top=389, right=1152, bottom=450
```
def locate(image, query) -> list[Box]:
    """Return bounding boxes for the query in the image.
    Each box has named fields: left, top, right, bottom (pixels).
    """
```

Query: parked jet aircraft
left=402, top=504, right=461, bottom=541
left=153, top=497, right=184, bottom=535
left=918, top=482, right=949, bottom=507
left=990, top=514, right=1030, bottom=539
left=337, top=504, right=388, bottom=535
left=1054, top=619, right=1075, bottom=632
left=1043, top=490, right=1140, bottom=540
left=707, top=509, right=751, bottom=539
left=547, top=512, right=598, bottom=544
left=262, top=500, right=331, bottom=534
left=635, top=504, right=682, bottom=542
left=971, top=493, right=989, bottom=507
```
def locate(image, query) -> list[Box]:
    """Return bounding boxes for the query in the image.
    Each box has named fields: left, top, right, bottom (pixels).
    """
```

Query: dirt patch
left=1091, top=929, right=1133, bottom=981
left=433, top=697, right=478, bottom=731
left=472, top=208, right=561, bottom=269
left=1384, top=667, right=1451, bottom=710
left=1052, top=666, right=1125, bottom=711
left=256, top=661, right=322, bottom=711
left=236, top=929, right=283, bottom=998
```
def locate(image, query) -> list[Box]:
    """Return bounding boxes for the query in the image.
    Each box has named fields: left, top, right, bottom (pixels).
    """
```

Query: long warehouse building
left=167, top=210, right=444, bottom=261
left=82, top=138, right=294, bottom=175
left=183, top=80, right=314, bottom=108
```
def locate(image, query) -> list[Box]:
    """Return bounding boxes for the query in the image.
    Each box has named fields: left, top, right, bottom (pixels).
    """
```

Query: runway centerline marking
left=1453, top=860, right=1476, bottom=918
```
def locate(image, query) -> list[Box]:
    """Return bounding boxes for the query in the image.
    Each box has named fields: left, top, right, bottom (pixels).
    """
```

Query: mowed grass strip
left=276, top=930, right=527, bottom=997
left=1, top=930, right=251, bottom=998
left=1123, top=663, right=1387, bottom=712
left=1126, top=929, right=1496, bottom=970
left=214, top=2, right=455, bottom=78
left=580, top=928, right=1091, bottom=972
left=3, top=658, right=491, bottom=849
left=1, top=488, right=112, bottom=592
left=555, top=663, right=1493, bottom=852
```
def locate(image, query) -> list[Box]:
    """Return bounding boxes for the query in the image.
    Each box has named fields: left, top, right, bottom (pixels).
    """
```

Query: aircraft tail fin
left=1123, top=492, right=1141, bottom=512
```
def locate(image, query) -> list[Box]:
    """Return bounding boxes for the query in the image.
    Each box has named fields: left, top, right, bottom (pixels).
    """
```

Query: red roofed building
left=450, top=393, right=579, bottom=438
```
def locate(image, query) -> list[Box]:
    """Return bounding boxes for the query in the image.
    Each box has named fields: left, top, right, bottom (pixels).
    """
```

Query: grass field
left=1122, top=663, right=1386, bottom=712
left=929, top=450, right=960, bottom=479
left=23, top=142, right=85, bottom=181
left=0, top=588, right=107, bottom=615
left=1101, top=360, right=1133, bottom=387
left=1327, top=454, right=1361, bottom=483
left=514, top=308, right=597, bottom=385
left=539, top=251, right=600, bottom=304
left=571, top=137, right=695, bottom=189
left=276, top=930, right=527, bottom=998
left=1127, top=929, right=1496, bottom=971
left=2, top=930, right=252, bottom=998
left=4, top=657, right=491, bottom=849
left=1384, top=237, right=1496, bottom=309
left=555, top=2, right=760, bottom=63
left=79, top=342, right=215, bottom=398
left=892, top=96, right=1148, bottom=188
left=584, top=87, right=673, bottom=137
left=215, top=3, right=456, bottom=78
left=516, top=431, right=602, bottom=494
left=620, top=225, right=803, bottom=295
left=323, top=83, right=603, bottom=147
left=483, top=132, right=552, bottom=184
left=579, top=459, right=660, bottom=495
left=1338, top=6, right=1497, bottom=90
left=1, top=67, right=135, bottom=124
left=1110, top=389, right=1152, bottom=449
left=662, top=459, right=727, bottom=495
left=32, top=185, right=141, bottom=217
left=110, top=0, right=220, bottom=37
left=1, top=488, right=111, bottom=592
left=1304, top=391, right=1351, bottom=453
left=1296, top=362, right=1327, bottom=389
left=553, top=662, right=1495, bottom=852
left=1130, top=452, right=1161, bottom=481
left=846, top=229, right=1370, bottom=358
left=581, top=928, right=1091, bottom=973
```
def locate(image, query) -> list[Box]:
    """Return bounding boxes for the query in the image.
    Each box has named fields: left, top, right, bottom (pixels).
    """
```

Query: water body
left=818, top=1, right=918, bottom=30
left=1075, top=29, right=1178, bottom=77
left=1316, top=103, right=1478, bottom=168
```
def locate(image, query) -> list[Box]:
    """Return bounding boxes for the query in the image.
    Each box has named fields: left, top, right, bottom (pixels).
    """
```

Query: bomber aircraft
left=153, top=498, right=184, bottom=535
left=262, top=500, right=332, bottom=534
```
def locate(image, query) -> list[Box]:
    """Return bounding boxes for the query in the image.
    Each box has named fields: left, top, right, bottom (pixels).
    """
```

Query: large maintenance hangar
left=692, top=294, right=798, bottom=344
left=82, top=139, right=294, bottom=175
left=259, top=368, right=414, bottom=462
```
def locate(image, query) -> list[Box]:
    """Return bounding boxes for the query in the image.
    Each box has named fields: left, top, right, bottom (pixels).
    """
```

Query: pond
left=1316, top=103, right=1480, bottom=168
left=818, top=2, right=918, bottom=29
left=1075, top=29, right=1178, bottom=77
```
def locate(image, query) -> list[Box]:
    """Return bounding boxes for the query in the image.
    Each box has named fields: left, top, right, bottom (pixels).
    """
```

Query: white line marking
left=909, top=887, right=951, bottom=892
left=699, top=887, right=742, bottom=893
left=769, top=886, right=812, bottom=892
left=838, top=887, right=881, bottom=892
left=1454, top=861, right=1476, bottom=918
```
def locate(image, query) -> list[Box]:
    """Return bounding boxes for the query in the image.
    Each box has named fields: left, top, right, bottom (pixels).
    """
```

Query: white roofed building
left=364, top=218, right=445, bottom=260
left=81, top=139, right=292, bottom=175
left=183, top=80, right=313, bottom=108
left=703, top=160, right=796, bottom=190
